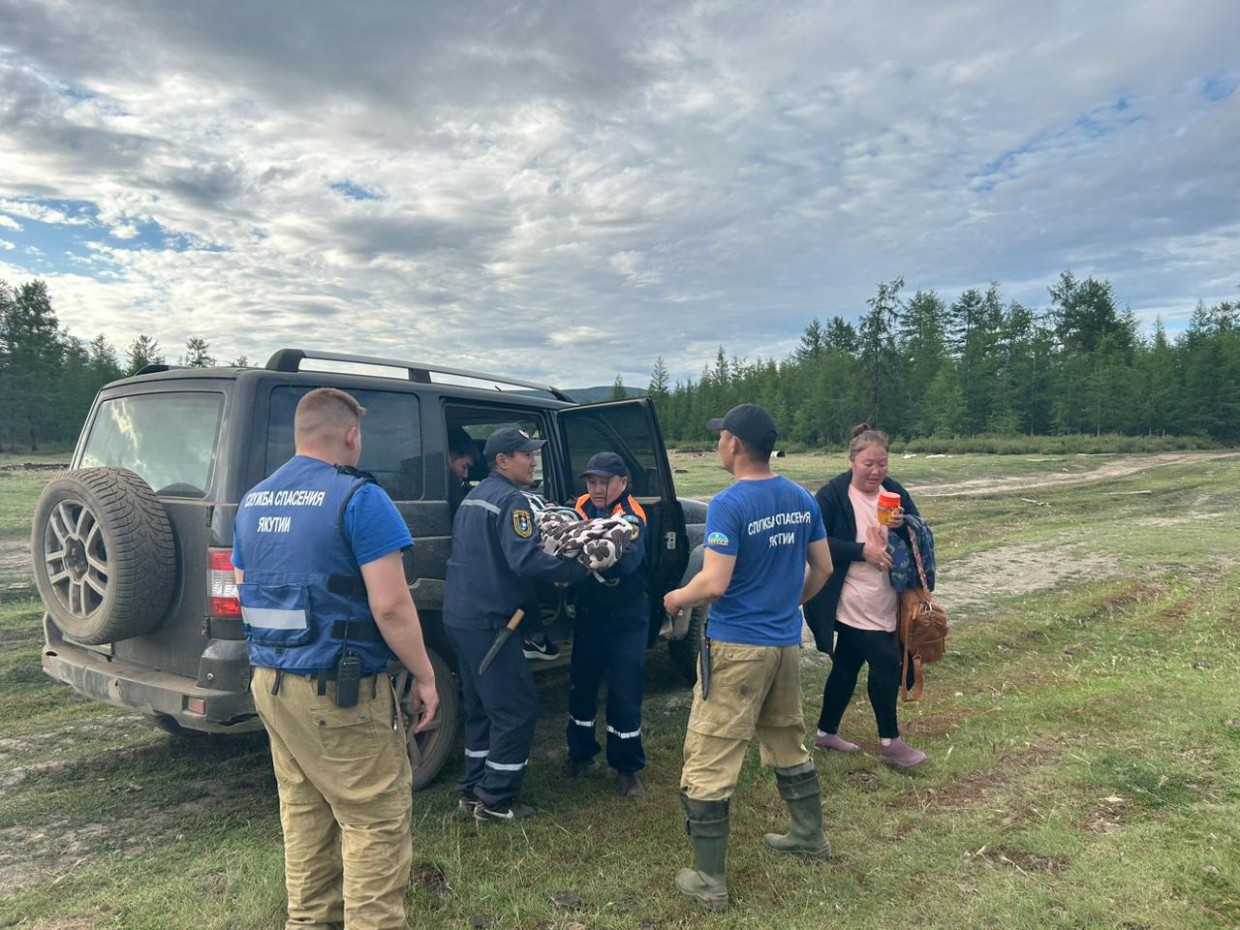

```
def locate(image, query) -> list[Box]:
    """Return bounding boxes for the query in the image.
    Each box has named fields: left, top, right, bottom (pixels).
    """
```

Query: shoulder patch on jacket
left=621, top=513, right=642, bottom=539
left=512, top=509, right=534, bottom=538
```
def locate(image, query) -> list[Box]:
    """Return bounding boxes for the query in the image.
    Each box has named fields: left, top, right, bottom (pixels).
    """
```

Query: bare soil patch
left=911, top=451, right=1240, bottom=498
left=937, top=540, right=1118, bottom=614
left=1, top=539, right=32, bottom=589
left=0, top=463, right=67, bottom=473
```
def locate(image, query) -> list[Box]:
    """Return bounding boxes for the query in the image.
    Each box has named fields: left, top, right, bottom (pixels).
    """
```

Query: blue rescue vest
left=233, top=456, right=397, bottom=675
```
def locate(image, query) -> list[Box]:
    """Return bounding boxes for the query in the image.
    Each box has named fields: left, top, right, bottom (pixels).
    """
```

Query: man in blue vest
left=566, top=451, right=649, bottom=798
left=663, top=404, right=834, bottom=911
left=444, top=427, right=589, bottom=821
left=233, top=387, right=439, bottom=930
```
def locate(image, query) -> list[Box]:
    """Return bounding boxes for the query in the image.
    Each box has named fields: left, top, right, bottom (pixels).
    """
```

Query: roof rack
left=133, top=363, right=188, bottom=376
left=265, top=348, right=574, bottom=402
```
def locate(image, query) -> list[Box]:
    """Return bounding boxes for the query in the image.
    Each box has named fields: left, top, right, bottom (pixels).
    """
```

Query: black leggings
left=817, top=622, right=902, bottom=740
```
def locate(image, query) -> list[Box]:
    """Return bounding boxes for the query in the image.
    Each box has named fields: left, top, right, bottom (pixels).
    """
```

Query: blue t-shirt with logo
left=703, top=475, right=826, bottom=646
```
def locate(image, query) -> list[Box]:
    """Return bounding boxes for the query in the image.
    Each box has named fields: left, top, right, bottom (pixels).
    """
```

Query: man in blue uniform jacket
left=443, top=427, right=589, bottom=821
left=233, top=387, right=439, bottom=930
left=566, top=451, right=650, bottom=798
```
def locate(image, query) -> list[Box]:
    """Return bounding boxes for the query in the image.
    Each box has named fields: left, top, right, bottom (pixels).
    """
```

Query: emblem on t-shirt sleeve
left=707, top=531, right=729, bottom=547
left=622, top=513, right=642, bottom=539
left=512, top=509, right=534, bottom=538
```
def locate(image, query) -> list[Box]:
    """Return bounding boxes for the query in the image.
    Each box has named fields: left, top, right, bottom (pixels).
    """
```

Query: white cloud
left=0, top=1, right=1237, bottom=385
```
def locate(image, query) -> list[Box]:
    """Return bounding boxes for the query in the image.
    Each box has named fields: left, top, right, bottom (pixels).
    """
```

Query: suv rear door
left=551, top=398, right=688, bottom=640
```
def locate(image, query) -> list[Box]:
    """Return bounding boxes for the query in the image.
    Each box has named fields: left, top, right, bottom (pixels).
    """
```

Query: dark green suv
left=31, top=348, right=705, bottom=788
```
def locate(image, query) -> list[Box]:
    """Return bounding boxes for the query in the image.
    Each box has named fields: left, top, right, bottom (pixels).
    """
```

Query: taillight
left=208, top=548, right=242, bottom=618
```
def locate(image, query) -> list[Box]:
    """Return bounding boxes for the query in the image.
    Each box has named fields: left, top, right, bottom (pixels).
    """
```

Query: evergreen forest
left=2, top=272, right=1238, bottom=453
left=647, top=273, right=1240, bottom=447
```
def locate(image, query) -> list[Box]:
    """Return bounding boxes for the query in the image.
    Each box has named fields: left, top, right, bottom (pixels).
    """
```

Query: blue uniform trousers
left=566, top=607, right=647, bottom=774
left=447, top=625, right=539, bottom=806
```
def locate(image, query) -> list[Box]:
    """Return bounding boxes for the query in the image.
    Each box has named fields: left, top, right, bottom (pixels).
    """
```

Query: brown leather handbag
left=897, top=533, right=948, bottom=702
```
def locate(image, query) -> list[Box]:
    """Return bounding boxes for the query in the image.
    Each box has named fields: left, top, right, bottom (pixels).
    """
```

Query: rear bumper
left=41, top=639, right=261, bottom=734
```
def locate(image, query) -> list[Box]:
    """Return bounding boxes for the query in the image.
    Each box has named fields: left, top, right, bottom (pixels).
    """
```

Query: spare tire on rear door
left=31, top=467, right=177, bottom=645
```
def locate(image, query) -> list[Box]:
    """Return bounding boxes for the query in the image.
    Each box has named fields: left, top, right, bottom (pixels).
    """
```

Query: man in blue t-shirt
left=663, top=404, right=834, bottom=912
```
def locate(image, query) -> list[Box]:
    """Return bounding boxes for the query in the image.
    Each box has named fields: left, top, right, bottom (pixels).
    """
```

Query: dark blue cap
left=483, top=427, right=546, bottom=462
left=579, top=451, right=627, bottom=478
left=707, top=403, right=778, bottom=453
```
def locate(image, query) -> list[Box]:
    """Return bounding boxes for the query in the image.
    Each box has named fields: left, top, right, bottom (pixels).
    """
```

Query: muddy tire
left=31, top=467, right=177, bottom=645
left=407, top=647, right=460, bottom=791
left=667, top=605, right=707, bottom=685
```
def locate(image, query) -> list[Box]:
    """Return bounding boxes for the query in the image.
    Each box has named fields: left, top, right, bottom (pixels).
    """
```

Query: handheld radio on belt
left=335, top=648, right=362, bottom=708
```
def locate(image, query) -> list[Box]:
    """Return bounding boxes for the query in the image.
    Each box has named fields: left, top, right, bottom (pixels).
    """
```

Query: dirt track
left=917, top=451, right=1240, bottom=612
left=910, top=450, right=1240, bottom=497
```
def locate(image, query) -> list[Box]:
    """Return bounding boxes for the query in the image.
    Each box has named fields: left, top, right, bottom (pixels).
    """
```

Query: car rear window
left=80, top=392, right=225, bottom=496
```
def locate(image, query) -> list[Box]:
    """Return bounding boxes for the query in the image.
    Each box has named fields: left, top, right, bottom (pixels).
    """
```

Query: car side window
left=442, top=409, right=550, bottom=497
left=266, top=387, right=423, bottom=501
left=562, top=405, right=662, bottom=499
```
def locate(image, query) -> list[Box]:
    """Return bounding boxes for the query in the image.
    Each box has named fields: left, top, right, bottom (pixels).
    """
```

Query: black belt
left=260, top=665, right=381, bottom=697
left=331, top=620, right=386, bottom=642
left=286, top=666, right=378, bottom=681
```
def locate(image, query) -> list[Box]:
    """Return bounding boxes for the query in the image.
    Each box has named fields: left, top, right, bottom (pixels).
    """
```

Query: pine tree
left=127, top=335, right=165, bottom=374
left=183, top=337, right=215, bottom=368
left=0, top=280, right=64, bottom=450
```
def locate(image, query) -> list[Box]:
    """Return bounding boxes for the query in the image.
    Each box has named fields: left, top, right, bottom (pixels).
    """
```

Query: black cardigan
left=802, top=470, right=919, bottom=655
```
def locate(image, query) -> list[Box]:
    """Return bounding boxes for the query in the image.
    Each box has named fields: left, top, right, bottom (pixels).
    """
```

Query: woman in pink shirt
left=802, top=424, right=928, bottom=767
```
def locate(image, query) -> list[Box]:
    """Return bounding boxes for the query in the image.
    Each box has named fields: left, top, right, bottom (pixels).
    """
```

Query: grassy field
left=2, top=453, right=1238, bottom=929
left=0, top=453, right=68, bottom=542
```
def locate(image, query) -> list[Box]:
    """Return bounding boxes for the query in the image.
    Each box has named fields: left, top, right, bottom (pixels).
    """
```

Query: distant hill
left=564, top=385, right=649, bottom=403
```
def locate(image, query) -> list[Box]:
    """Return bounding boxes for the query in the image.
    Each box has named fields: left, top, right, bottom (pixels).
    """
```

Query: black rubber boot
left=763, top=765, right=830, bottom=859
left=675, top=793, right=730, bottom=911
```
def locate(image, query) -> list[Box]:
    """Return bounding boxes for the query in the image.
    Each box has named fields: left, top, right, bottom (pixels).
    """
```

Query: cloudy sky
left=1, top=1, right=1237, bottom=388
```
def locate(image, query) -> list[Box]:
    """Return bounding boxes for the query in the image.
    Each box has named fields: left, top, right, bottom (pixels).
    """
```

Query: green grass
left=0, top=472, right=52, bottom=542
left=0, top=453, right=69, bottom=542
left=2, top=454, right=1239, bottom=928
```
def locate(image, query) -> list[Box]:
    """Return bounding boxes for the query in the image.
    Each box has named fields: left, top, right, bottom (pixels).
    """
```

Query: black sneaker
left=456, top=792, right=481, bottom=817
left=474, top=799, right=536, bottom=822
left=523, top=637, right=560, bottom=661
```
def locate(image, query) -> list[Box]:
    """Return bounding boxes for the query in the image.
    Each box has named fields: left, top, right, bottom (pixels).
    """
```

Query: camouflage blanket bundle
left=533, top=508, right=639, bottom=577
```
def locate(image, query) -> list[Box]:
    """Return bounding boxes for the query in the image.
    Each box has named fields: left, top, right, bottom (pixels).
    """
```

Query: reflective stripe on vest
left=241, top=606, right=308, bottom=631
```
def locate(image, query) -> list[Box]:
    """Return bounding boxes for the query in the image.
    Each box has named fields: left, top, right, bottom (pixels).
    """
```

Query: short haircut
left=294, top=387, right=366, bottom=443
left=736, top=437, right=772, bottom=464
left=447, top=427, right=476, bottom=460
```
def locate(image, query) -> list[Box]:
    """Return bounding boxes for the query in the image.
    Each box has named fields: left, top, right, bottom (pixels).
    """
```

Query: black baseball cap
left=580, top=451, right=627, bottom=478
left=707, top=403, right=778, bottom=453
left=483, top=427, right=546, bottom=462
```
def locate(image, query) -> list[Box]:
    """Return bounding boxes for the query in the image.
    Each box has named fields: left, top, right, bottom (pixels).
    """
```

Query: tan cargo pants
left=252, top=667, right=413, bottom=930
left=680, top=642, right=811, bottom=801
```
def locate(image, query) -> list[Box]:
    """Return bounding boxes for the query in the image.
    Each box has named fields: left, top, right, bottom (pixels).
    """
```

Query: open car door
left=551, top=398, right=689, bottom=643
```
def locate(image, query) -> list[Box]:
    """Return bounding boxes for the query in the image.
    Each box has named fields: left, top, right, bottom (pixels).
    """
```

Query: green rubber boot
left=675, top=794, right=730, bottom=911
left=763, top=764, right=831, bottom=859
